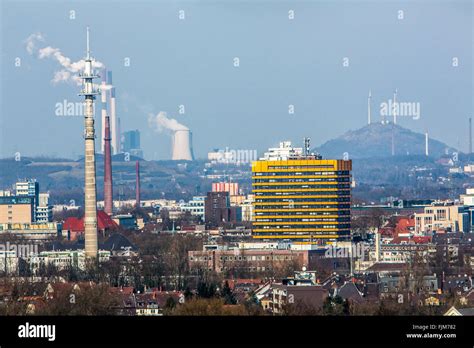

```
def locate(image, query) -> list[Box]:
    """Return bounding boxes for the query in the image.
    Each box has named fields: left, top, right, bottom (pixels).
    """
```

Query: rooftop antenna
left=304, top=137, right=311, bottom=157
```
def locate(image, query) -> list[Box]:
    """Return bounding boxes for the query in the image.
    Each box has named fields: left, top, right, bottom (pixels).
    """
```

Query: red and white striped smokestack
left=135, top=160, right=141, bottom=209
left=103, top=114, right=113, bottom=216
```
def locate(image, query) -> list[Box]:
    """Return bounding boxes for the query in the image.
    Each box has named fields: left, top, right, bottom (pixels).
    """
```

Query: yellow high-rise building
left=252, top=141, right=352, bottom=245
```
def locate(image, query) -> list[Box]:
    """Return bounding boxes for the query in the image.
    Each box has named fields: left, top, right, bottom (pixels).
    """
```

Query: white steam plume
left=100, top=83, right=113, bottom=91
left=25, top=32, right=44, bottom=54
left=25, top=32, right=104, bottom=86
left=148, top=111, right=189, bottom=133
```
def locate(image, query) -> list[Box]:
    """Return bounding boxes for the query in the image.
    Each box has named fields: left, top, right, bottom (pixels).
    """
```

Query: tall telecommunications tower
left=78, top=27, right=99, bottom=258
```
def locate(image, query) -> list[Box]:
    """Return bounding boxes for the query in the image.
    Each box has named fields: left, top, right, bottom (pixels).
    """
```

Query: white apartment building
left=414, top=203, right=468, bottom=234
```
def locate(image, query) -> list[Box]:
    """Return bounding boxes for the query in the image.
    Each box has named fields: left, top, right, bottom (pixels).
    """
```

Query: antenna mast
left=304, top=137, right=311, bottom=157
left=368, top=90, right=372, bottom=125
left=86, top=26, right=91, bottom=59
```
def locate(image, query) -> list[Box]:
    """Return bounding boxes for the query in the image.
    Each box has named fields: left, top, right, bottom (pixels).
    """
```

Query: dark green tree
left=220, top=281, right=237, bottom=305
left=197, top=280, right=217, bottom=298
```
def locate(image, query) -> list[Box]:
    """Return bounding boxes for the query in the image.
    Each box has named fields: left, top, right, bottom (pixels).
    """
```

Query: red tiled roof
left=63, top=217, right=83, bottom=232
left=412, top=236, right=431, bottom=244
left=225, top=278, right=264, bottom=290
left=63, top=210, right=118, bottom=232
left=391, top=236, right=431, bottom=244
left=395, top=217, right=415, bottom=238
left=97, top=211, right=119, bottom=230
left=396, top=217, right=415, bottom=229
left=154, top=292, right=182, bottom=306
left=379, top=227, right=395, bottom=237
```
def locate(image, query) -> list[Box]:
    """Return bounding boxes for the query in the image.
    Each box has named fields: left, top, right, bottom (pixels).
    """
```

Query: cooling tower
left=172, top=130, right=194, bottom=161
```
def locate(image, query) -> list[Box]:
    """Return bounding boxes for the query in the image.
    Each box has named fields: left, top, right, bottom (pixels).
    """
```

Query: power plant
left=109, top=72, right=121, bottom=155
left=100, top=68, right=108, bottom=153
left=100, top=70, right=121, bottom=155
left=172, top=129, right=194, bottom=161
left=149, top=111, right=194, bottom=161
left=103, top=113, right=113, bottom=216
left=78, top=27, right=99, bottom=258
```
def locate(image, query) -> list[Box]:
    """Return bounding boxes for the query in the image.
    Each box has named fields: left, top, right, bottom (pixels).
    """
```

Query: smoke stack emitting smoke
left=26, top=33, right=122, bottom=158
left=149, top=112, right=194, bottom=160
left=25, top=32, right=105, bottom=86
left=149, top=111, right=189, bottom=132
left=27, top=32, right=194, bottom=161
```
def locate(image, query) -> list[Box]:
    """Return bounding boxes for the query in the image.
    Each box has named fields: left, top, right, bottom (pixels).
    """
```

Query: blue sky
left=0, top=0, right=472, bottom=160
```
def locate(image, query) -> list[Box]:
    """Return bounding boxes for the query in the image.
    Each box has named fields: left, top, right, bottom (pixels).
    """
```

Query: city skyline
left=0, top=1, right=473, bottom=343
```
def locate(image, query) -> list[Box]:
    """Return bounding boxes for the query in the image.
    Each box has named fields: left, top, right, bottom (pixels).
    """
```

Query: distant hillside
left=315, top=123, right=456, bottom=159
left=0, top=157, right=218, bottom=206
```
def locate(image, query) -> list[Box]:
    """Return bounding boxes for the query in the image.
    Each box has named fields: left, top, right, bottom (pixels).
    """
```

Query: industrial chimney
left=172, top=130, right=194, bottom=161
left=103, top=114, right=113, bottom=216
left=135, top=160, right=141, bottom=209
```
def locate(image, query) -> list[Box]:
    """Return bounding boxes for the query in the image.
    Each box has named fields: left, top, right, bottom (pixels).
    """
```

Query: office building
left=13, top=179, right=52, bottom=223
left=0, top=196, right=34, bottom=224
left=15, top=179, right=39, bottom=219
left=414, top=202, right=470, bottom=234
left=252, top=141, right=352, bottom=245
left=212, top=182, right=239, bottom=196
left=0, top=221, right=60, bottom=240
left=188, top=248, right=308, bottom=274
left=204, top=191, right=241, bottom=227
left=180, top=196, right=206, bottom=220
left=36, top=193, right=52, bottom=223
left=241, top=195, right=255, bottom=222
left=28, top=250, right=110, bottom=273
left=15, top=179, right=39, bottom=199
left=122, top=129, right=143, bottom=158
